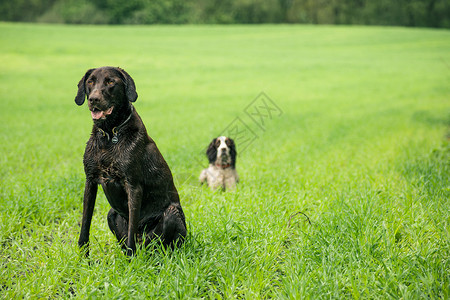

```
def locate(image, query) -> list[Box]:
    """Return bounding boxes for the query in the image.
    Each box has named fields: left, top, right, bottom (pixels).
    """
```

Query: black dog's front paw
left=125, top=248, right=135, bottom=257
left=78, top=239, right=90, bottom=257
left=124, top=240, right=136, bottom=257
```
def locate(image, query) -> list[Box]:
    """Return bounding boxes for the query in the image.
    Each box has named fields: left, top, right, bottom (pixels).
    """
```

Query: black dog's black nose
left=88, top=94, right=100, bottom=104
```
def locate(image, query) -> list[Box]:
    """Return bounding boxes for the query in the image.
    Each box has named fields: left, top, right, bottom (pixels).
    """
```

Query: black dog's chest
left=95, top=148, right=124, bottom=184
left=89, top=147, right=130, bottom=217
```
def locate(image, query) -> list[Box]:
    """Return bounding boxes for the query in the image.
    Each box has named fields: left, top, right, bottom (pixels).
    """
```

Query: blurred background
left=1, top=0, right=449, bottom=28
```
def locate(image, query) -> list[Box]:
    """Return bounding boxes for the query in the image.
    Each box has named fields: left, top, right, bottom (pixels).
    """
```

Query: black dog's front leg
left=125, top=183, right=142, bottom=256
left=78, top=180, right=98, bottom=257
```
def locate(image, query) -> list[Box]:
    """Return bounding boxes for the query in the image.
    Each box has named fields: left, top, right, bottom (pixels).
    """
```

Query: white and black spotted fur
left=199, top=136, right=239, bottom=191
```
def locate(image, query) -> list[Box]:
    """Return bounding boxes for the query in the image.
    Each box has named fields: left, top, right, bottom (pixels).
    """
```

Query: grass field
left=0, top=22, right=449, bottom=299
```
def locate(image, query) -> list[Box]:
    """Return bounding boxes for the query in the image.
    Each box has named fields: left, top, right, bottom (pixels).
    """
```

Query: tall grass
left=0, top=23, right=449, bottom=298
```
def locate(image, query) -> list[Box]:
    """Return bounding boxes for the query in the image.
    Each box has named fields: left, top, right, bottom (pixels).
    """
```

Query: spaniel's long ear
left=206, top=138, right=218, bottom=164
left=74, top=68, right=94, bottom=106
left=117, top=67, right=138, bottom=102
left=228, top=138, right=237, bottom=167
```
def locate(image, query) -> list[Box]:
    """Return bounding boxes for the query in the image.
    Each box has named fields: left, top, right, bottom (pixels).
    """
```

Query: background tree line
left=1, top=0, right=449, bottom=28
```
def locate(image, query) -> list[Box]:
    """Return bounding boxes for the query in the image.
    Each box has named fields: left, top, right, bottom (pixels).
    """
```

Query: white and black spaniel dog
left=199, top=136, right=239, bottom=191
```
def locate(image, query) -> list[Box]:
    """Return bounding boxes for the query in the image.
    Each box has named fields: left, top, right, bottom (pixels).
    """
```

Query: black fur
left=75, top=68, right=94, bottom=106
left=226, top=138, right=237, bottom=168
left=206, top=138, right=218, bottom=164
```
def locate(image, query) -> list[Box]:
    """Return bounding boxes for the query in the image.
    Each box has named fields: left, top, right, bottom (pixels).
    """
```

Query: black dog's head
left=75, top=66, right=138, bottom=126
left=206, top=136, right=236, bottom=168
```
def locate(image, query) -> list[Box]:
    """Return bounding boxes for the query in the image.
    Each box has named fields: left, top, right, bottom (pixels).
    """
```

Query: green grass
left=0, top=22, right=449, bottom=299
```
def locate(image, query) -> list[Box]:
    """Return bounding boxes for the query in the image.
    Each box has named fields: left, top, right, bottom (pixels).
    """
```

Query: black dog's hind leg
left=108, top=205, right=187, bottom=251
left=144, top=204, right=187, bottom=248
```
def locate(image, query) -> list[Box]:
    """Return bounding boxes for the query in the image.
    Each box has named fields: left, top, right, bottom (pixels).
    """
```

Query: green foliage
left=37, top=0, right=189, bottom=24
left=0, top=23, right=449, bottom=298
left=1, top=0, right=449, bottom=27
left=0, top=0, right=57, bottom=22
left=38, top=0, right=108, bottom=24
left=123, top=0, right=191, bottom=24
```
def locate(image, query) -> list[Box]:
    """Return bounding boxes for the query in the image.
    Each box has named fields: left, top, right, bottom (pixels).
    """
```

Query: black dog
left=75, top=66, right=186, bottom=256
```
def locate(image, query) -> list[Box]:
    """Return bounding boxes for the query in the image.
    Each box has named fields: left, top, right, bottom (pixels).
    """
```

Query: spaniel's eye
left=87, top=80, right=94, bottom=85
left=106, top=80, right=114, bottom=86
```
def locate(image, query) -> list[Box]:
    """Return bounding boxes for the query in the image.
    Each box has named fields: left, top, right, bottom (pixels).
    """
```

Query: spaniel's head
left=206, top=136, right=236, bottom=168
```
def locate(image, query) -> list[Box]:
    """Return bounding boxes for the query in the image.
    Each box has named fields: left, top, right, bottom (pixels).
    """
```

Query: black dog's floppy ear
left=206, top=138, right=218, bottom=164
left=75, top=68, right=94, bottom=106
left=117, top=67, right=138, bottom=102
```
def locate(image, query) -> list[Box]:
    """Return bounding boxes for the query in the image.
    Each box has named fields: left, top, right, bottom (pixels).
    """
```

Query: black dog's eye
left=87, top=80, right=94, bottom=86
left=106, top=80, right=115, bottom=86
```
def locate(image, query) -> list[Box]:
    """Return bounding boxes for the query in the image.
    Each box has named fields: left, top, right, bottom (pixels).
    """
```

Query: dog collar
left=216, top=163, right=231, bottom=169
left=98, top=106, right=134, bottom=144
